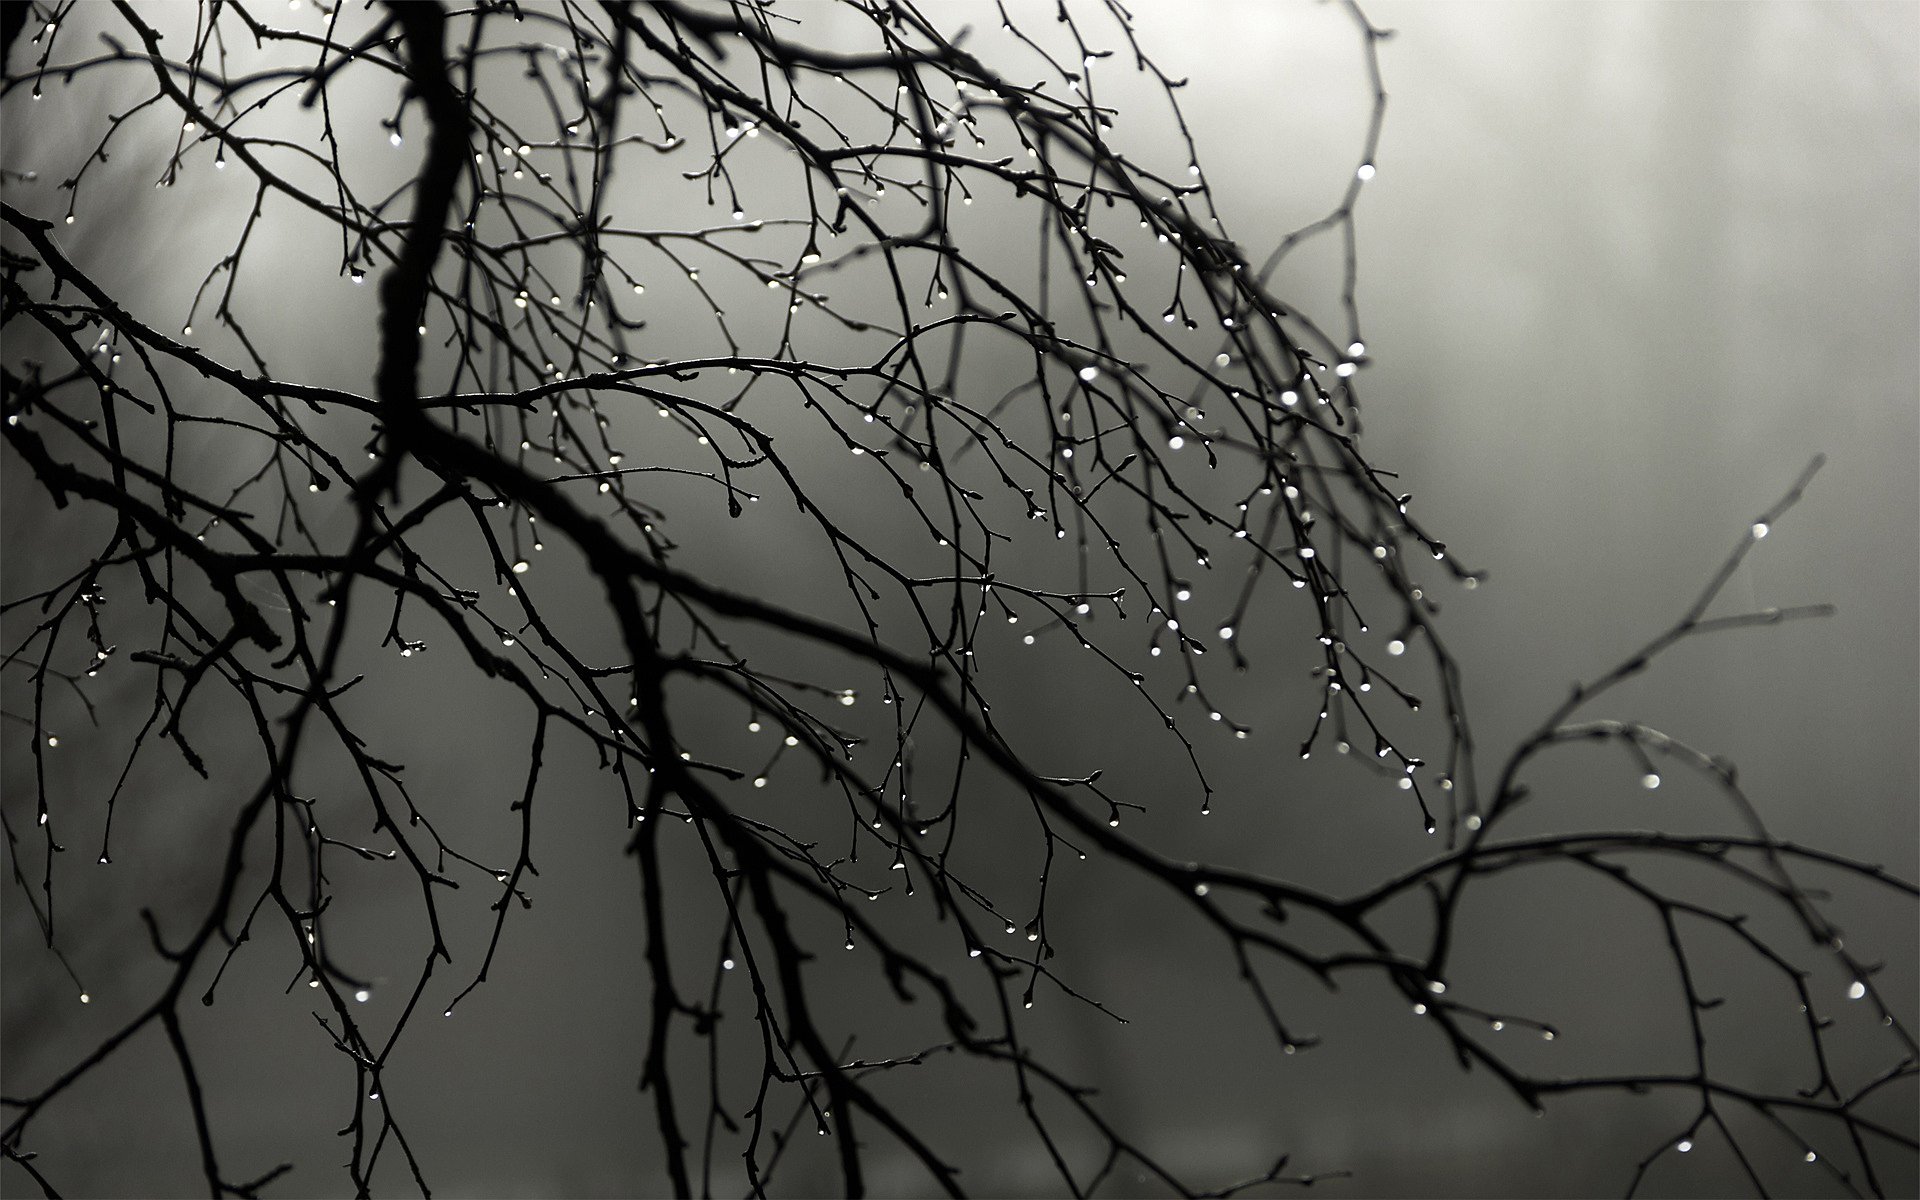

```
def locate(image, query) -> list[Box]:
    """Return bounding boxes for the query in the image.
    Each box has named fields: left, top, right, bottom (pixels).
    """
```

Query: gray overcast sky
left=2, top=3, right=1914, bottom=1197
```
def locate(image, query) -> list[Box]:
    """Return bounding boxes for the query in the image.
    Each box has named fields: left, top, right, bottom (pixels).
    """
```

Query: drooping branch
left=1, top=2, right=1911, bottom=1198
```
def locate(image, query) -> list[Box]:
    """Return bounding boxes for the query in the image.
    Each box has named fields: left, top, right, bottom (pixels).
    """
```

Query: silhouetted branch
left=1, top=2, right=1911, bottom=1197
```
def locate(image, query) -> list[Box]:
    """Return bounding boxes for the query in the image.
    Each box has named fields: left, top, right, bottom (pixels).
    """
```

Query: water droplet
left=511, top=560, right=530, bottom=575
left=1356, top=162, right=1376, bottom=181
left=1641, top=773, right=1661, bottom=790
left=1077, top=366, right=1099, bottom=383
left=1804, top=1151, right=1817, bottom=1163
left=1386, top=639, right=1405, bottom=656
left=79, top=992, right=90, bottom=1004
left=1676, top=1139, right=1692, bottom=1154
left=354, top=989, right=371, bottom=1003
left=1847, top=980, right=1867, bottom=1000
left=1751, top=522, right=1770, bottom=539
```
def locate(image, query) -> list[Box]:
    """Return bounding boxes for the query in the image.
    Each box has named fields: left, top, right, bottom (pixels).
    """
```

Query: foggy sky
left=2, top=3, right=1915, bottom=1197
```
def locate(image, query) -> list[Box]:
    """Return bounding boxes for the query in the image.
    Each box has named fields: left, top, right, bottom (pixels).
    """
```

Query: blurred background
left=3, top=2, right=1915, bottom=1196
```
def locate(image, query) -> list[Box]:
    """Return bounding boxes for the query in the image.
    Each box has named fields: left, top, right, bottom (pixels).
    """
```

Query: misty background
left=2, top=2, right=1915, bottom=1197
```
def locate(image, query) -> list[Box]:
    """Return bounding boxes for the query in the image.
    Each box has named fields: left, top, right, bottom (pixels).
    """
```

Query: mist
left=2, top=3, right=1914, bottom=1197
